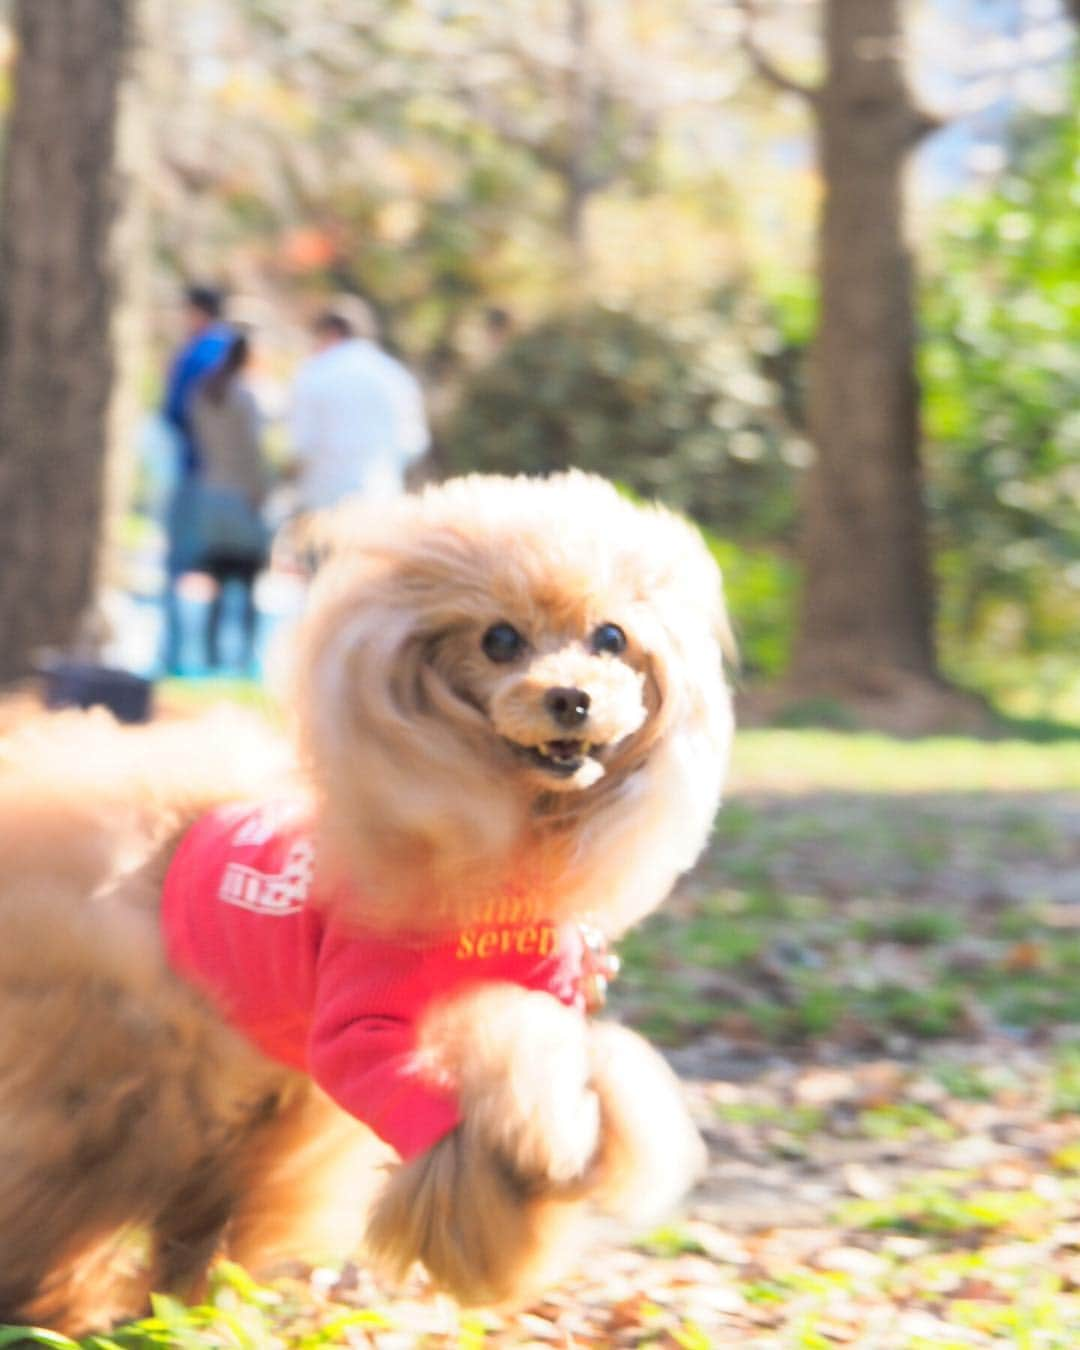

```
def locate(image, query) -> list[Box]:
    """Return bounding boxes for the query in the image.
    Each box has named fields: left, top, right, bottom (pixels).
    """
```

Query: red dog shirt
left=161, top=801, right=591, bottom=1160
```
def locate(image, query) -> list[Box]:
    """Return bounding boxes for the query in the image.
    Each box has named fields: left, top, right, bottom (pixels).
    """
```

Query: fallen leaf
left=843, top=1162, right=891, bottom=1199
left=794, top=1067, right=857, bottom=1107
left=1004, top=940, right=1046, bottom=971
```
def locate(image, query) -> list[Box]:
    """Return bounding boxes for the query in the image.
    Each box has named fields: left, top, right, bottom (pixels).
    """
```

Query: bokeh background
left=0, top=0, right=1077, bottom=731
left=3, top=7, right=1080, bottom=1347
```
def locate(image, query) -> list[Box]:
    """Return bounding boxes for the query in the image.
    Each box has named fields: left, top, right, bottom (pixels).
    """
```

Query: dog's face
left=291, top=472, right=733, bottom=930
left=422, top=585, right=653, bottom=796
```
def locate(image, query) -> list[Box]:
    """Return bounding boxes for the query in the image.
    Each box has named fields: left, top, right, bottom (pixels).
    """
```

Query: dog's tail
left=0, top=707, right=296, bottom=895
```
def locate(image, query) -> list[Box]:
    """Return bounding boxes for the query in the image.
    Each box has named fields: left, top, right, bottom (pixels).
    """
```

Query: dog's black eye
left=592, top=623, right=627, bottom=656
left=482, top=622, right=525, bottom=663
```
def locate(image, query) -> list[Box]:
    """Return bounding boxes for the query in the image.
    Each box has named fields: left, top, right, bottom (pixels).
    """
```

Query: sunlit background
left=0, top=0, right=1076, bottom=720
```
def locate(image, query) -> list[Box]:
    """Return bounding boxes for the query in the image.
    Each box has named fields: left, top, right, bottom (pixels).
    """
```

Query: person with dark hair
left=163, top=286, right=232, bottom=476
left=289, top=298, right=429, bottom=511
left=160, top=285, right=234, bottom=672
left=189, top=333, right=270, bottom=672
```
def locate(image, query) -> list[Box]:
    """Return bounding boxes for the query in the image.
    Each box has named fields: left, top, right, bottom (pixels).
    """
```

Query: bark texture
left=789, top=0, right=938, bottom=697
left=0, top=0, right=131, bottom=686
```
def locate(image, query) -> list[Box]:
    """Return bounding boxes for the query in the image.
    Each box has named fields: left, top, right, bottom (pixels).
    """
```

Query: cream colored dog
left=0, top=472, right=733, bottom=1333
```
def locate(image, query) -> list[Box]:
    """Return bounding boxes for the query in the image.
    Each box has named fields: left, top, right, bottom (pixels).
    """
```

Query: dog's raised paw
left=423, top=984, right=603, bottom=1191
left=473, top=1045, right=601, bottom=1189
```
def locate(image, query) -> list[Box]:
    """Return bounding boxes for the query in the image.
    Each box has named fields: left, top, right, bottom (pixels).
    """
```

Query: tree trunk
left=0, top=0, right=132, bottom=687
left=789, top=0, right=938, bottom=698
left=561, top=0, right=596, bottom=269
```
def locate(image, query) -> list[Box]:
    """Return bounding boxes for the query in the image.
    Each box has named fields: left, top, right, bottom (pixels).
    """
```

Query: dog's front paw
left=469, top=1006, right=600, bottom=1187
left=420, top=984, right=601, bottom=1190
left=366, top=1126, right=589, bottom=1306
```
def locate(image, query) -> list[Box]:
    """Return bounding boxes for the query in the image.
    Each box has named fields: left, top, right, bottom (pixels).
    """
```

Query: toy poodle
left=0, top=472, right=733, bottom=1333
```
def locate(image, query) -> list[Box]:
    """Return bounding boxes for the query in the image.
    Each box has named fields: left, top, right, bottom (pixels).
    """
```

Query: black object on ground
left=40, top=661, right=154, bottom=724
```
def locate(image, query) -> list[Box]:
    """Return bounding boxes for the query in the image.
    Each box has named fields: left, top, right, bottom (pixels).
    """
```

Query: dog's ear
left=287, top=549, right=524, bottom=927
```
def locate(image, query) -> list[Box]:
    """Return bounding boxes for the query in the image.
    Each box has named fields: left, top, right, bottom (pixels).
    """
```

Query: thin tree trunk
left=790, top=0, right=938, bottom=696
left=562, top=0, right=596, bottom=268
left=0, top=0, right=132, bottom=687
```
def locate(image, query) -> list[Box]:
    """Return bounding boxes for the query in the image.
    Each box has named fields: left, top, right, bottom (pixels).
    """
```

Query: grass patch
left=157, top=676, right=278, bottom=717
left=729, top=728, right=1080, bottom=792
left=715, top=1101, right=826, bottom=1135
left=840, top=1179, right=1047, bottom=1239
left=1051, top=1044, right=1080, bottom=1115
left=636, top=1225, right=708, bottom=1258
left=858, top=1102, right=955, bottom=1142
left=852, top=908, right=965, bottom=946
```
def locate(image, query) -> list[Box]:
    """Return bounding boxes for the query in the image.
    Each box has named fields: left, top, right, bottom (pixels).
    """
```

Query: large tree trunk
left=0, top=0, right=132, bottom=687
left=789, top=0, right=938, bottom=699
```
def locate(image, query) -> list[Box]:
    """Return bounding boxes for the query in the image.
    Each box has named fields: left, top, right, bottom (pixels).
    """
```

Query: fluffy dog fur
left=0, top=472, right=733, bottom=1333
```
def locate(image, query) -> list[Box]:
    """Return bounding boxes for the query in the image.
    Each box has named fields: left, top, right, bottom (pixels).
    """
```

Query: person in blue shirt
left=163, top=285, right=234, bottom=475
left=160, top=285, right=233, bottom=673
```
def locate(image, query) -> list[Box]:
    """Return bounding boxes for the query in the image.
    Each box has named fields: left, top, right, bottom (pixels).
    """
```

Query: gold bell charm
left=579, top=922, right=621, bottom=1013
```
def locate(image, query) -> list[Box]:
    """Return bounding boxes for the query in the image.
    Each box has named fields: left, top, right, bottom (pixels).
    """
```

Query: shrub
left=441, top=302, right=799, bottom=547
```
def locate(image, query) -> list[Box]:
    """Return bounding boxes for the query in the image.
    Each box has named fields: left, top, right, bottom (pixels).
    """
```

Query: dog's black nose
left=544, top=686, right=590, bottom=728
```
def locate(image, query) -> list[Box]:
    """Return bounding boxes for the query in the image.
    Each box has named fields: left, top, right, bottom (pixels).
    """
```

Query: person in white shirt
left=289, top=302, right=430, bottom=512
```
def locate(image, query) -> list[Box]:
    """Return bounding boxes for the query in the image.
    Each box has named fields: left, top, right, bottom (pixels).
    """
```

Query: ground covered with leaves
left=11, top=727, right=1080, bottom=1349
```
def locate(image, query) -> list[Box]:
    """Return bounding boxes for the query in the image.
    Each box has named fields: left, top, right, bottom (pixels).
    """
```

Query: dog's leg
left=0, top=1226, right=150, bottom=1337
left=421, top=984, right=602, bottom=1184
left=365, top=984, right=608, bottom=1306
left=226, top=1083, right=388, bottom=1276
left=0, top=854, right=291, bottom=1332
left=584, top=1020, right=706, bottom=1223
left=366, top=986, right=706, bottom=1307
left=0, top=989, right=168, bottom=1332
left=152, top=1174, right=237, bottom=1300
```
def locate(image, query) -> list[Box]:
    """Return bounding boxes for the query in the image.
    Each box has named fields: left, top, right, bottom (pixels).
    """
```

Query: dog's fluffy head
left=289, top=472, right=733, bottom=935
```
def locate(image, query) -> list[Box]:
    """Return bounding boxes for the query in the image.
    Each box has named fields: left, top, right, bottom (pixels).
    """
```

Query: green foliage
left=636, top=1225, right=708, bottom=1258
left=858, top=1102, right=954, bottom=1142
left=852, top=908, right=964, bottom=947
left=442, top=301, right=800, bottom=545
left=1052, top=1045, right=1080, bottom=1116
left=922, top=77, right=1080, bottom=707
left=705, top=534, right=796, bottom=678
left=840, top=1179, right=1045, bottom=1238
left=772, top=697, right=858, bottom=731
left=0, top=1263, right=397, bottom=1350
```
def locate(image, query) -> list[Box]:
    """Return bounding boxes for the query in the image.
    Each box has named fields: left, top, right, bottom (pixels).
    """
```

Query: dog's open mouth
left=511, top=738, right=603, bottom=779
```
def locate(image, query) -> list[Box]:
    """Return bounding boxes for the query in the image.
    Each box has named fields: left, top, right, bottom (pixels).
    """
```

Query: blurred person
left=288, top=300, right=430, bottom=512
left=160, top=285, right=234, bottom=672
left=163, top=285, right=234, bottom=476
left=189, top=333, right=271, bottom=673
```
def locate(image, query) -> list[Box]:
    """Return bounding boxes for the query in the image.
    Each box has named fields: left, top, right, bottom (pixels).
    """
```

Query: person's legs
left=202, top=557, right=260, bottom=673
left=163, top=579, right=185, bottom=676
left=237, top=562, right=261, bottom=673
left=163, top=478, right=203, bottom=677
left=205, top=577, right=225, bottom=671
left=195, top=554, right=226, bottom=671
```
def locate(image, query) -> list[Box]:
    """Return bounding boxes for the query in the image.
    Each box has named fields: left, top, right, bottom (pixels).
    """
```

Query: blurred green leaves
left=922, top=77, right=1080, bottom=710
